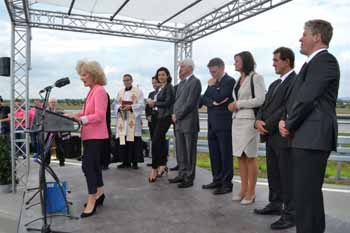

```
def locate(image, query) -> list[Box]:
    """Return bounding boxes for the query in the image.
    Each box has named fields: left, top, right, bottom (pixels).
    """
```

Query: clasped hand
left=255, top=120, right=268, bottom=135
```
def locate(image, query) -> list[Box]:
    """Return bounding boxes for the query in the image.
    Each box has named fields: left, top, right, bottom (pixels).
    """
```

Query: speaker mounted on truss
left=0, top=57, right=10, bottom=77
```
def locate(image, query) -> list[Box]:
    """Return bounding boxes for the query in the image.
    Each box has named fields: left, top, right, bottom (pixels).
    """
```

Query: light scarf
left=116, top=86, right=139, bottom=145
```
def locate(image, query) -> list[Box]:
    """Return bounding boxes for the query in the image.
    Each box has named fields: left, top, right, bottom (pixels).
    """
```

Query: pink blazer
left=77, top=85, right=108, bottom=141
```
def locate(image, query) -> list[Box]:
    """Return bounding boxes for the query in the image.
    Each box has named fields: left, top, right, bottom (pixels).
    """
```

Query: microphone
left=54, top=77, right=70, bottom=88
left=39, top=77, right=70, bottom=93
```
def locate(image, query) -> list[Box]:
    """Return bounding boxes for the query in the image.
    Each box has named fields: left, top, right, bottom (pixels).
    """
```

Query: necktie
left=299, top=62, right=308, bottom=76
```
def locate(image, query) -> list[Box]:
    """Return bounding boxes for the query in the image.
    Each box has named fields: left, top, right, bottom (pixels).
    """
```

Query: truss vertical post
left=173, top=41, right=192, bottom=84
left=8, top=0, right=32, bottom=193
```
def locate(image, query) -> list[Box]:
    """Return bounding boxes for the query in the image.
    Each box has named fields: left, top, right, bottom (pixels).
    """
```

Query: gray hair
left=305, top=19, right=333, bottom=47
left=179, top=58, right=195, bottom=70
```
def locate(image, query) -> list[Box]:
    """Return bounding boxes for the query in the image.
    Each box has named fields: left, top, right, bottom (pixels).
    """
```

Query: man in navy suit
left=280, top=19, right=340, bottom=233
left=201, top=58, right=235, bottom=195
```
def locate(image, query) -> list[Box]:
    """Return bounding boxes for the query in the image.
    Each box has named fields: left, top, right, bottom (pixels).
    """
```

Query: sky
left=0, top=0, right=349, bottom=100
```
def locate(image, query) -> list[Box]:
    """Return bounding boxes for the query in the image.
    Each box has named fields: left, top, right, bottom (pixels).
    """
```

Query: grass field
left=196, top=152, right=350, bottom=185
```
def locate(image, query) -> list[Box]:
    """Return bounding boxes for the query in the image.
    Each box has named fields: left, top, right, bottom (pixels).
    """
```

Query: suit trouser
left=266, top=142, right=295, bottom=217
left=208, top=129, right=233, bottom=189
left=175, top=130, right=198, bottom=181
left=151, top=116, right=171, bottom=169
left=100, top=138, right=111, bottom=167
left=44, top=133, right=65, bottom=165
left=82, top=139, right=104, bottom=194
left=291, top=148, right=330, bottom=233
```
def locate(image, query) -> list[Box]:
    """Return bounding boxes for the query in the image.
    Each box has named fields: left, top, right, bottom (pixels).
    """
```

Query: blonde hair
left=76, top=60, right=107, bottom=86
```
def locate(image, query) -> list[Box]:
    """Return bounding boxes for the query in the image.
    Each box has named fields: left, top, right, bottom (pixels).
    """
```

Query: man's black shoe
left=117, top=163, right=131, bottom=168
left=146, top=163, right=152, bottom=167
left=170, top=165, right=179, bottom=171
left=178, top=180, right=193, bottom=188
left=102, top=165, right=109, bottom=170
left=202, top=182, right=221, bottom=189
left=270, top=217, right=295, bottom=230
left=213, top=187, right=232, bottom=195
left=254, top=203, right=282, bottom=215
left=168, top=176, right=184, bottom=183
left=132, top=163, right=139, bottom=169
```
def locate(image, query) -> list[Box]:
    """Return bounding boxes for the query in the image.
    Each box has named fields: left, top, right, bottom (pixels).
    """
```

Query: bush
left=0, top=136, right=11, bottom=185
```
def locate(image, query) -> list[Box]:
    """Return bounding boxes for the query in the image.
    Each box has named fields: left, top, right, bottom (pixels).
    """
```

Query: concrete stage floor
left=11, top=158, right=350, bottom=233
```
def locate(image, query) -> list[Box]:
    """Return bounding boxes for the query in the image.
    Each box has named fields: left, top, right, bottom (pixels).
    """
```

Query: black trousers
left=148, top=113, right=157, bottom=139
left=82, top=140, right=104, bottom=194
left=118, top=136, right=143, bottom=165
left=100, top=138, right=111, bottom=167
left=151, top=116, right=171, bottom=169
left=266, top=142, right=294, bottom=217
left=292, top=148, right=330, bottom=233
left=207, top=130, right=233, bottom=189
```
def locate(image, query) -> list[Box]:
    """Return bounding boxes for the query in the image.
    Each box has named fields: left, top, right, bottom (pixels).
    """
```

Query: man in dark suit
left=169, top=58, right=202, bottom=188
left=201, top=58, right=235, bottom=195
left=279, top=19, right=340, bottom=233
left=254, top=47, right=296, bottom=230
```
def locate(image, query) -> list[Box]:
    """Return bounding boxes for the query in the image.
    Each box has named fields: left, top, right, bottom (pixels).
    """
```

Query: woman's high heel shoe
left=148, top=176, right=157, bottom=183
left=240, top=196, right=256, bottom=205
left=96, top=193, right=105, bottom=206
left=84, top=193, right=105, bottom=207
left=80, top=203, right=97, bottom=218
left=157, top=167, right=168, bottom=177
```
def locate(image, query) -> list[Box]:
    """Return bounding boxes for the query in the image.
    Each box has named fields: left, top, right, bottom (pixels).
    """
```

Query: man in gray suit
left=169, top=58, right=202, bottom=188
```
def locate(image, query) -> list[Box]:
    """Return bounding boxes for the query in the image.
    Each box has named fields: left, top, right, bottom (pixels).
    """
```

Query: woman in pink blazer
left=73, top=60, right=108, bottom=218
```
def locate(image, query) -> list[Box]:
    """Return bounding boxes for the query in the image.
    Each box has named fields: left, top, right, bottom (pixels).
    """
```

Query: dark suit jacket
left=201, top=73, right=235, bottom=131
left=256, top=72, right=296, bottom=148
left=285, top=50, right=340, bottom=151
left=145, top=90, right=157, bottom=119
left=155, top=83, right=175, bottom=119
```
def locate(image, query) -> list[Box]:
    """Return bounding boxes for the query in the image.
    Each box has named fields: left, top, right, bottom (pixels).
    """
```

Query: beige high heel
left=240, top=196, right=255, bottom=205
left=232, top=195, right=245, bottom=201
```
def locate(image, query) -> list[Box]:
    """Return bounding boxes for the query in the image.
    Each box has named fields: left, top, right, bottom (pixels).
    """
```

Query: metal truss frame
left=6, top=0, right=31, bottom=192
left=25, top=9, right=181, bottom=43
left=174, top=41, right=193, bottom=84
left=181, top=0, right=293, bottom=42
left=4, top=0, right=292, bottom=191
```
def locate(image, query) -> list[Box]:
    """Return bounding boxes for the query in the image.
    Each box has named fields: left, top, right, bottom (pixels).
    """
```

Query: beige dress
left=232, top=72, right=265, bottom=158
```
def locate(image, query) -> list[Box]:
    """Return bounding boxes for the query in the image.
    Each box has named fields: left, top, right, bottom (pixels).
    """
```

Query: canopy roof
left=3, top=0, right=293, bottom=42
left=32, top=0, right=233, bottom=25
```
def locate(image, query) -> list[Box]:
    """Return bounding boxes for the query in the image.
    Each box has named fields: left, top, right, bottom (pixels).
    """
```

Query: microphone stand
left=24, top=87, right=75, bottom=233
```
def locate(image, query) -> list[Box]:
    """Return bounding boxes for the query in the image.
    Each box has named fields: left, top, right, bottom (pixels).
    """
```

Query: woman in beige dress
left=228, top=51, right=265, bottom=205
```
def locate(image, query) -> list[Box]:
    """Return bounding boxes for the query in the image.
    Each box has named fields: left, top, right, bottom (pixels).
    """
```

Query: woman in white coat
left=228, top=51, right=265, bottom=205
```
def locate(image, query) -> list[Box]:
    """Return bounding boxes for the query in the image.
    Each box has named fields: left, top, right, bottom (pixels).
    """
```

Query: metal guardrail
left=155, top=129, right=350, bottom=180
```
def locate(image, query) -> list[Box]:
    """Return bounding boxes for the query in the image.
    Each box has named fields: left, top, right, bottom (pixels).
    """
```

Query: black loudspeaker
left=0, top=57, right=10, bottom=76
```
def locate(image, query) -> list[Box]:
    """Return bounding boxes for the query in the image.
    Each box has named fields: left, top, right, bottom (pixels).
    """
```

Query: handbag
left=250, top=73, right=260, bottom=118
